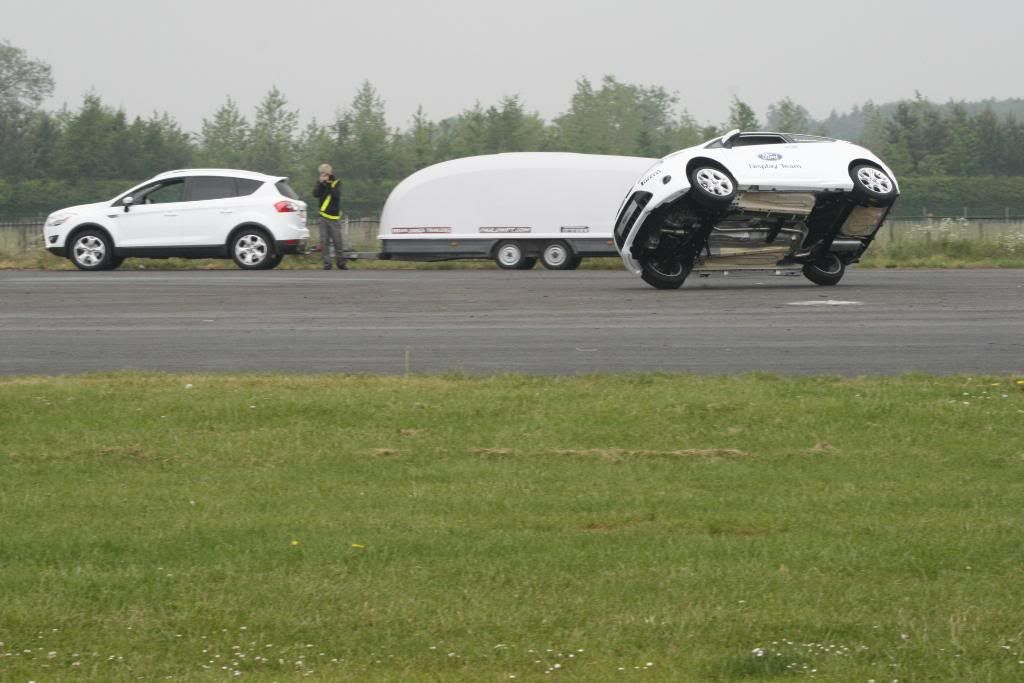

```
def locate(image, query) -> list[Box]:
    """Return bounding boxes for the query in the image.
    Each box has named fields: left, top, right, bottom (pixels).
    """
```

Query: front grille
left=613, top=191, right=652, bottom=249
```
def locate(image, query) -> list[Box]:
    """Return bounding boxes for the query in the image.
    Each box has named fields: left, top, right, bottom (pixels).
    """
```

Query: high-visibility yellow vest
left=320, top=179, right=340, bottom=220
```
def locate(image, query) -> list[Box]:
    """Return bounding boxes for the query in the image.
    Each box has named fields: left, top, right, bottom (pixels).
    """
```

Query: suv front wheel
left=69, top=230, right=113, bottom=271
left=231, top=229, right=277, bottom=270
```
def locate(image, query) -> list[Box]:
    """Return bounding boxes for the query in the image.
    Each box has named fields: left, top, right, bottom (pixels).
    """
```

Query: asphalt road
left=1, top=268, right=1022, bottom=376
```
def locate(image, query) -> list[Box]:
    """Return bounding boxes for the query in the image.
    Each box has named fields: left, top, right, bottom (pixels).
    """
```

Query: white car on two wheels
left=613, top=130, right=900, bottom=289
left=44, top=169, right=310, bottom=270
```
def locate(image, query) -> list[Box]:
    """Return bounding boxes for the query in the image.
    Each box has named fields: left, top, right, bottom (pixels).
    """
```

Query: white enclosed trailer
left=377, top=152, right=655, bottom=269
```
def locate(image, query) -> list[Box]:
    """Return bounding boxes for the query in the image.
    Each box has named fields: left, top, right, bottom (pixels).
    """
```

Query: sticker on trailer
left=479, top=227, right=531, bottom=233
left=560, top=226, right=590, bottom=233
left=392, top=227, right=452, bottom=234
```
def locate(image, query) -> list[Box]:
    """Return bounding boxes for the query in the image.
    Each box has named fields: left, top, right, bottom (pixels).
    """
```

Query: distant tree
left=726, top=96, right=760, bottom=131
left=971, top=106, right=1004, bottom=175
left=941, top=103, right=979, bottom=176
left=329, top=80, right=398, bottom=216
left=198, top=97, right=250, bottom=168
left=553, top=76, right=678, bottom=156
left=246, top=87, right=298, bottom=175
left=0, top=41, right=57, bottom=181
left=121, top=113, right=194, bottom=178
left=483, top=95, right=546, bottom=153
left=765, top=97, right=814, bottom=133
left=52, top=94, right=129, bottom=179
left=395, top=106, right=437, bottom=176
left=0, top=39, right=54, bottom=109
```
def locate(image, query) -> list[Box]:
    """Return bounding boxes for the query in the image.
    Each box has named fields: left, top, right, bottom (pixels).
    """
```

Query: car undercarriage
left=625, top=189, right=894, bottom=289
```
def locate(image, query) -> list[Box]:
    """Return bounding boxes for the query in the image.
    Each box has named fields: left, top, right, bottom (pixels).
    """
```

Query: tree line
left=3, top=38, right=1024, bottom=218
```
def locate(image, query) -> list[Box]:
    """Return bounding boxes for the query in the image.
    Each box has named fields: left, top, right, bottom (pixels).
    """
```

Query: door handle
left=219, top=210, right=234, bottom=214
left=163, top=213, right=179, bottom=217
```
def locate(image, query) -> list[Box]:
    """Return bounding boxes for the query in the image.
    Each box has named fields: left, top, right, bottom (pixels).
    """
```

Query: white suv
left=44, top=169, right=310, bottom=270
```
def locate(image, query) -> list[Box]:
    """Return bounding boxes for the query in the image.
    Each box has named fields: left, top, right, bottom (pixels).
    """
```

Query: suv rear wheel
left=231, top=229, right=276, bottom=270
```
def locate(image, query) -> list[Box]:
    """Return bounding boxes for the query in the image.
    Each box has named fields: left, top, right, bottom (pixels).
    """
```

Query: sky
left=3, top=0, right=1022, bottom=133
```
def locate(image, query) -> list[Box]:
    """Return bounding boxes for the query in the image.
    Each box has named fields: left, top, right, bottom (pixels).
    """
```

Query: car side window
left=137, top=179, right=186, bottom=205
left=188, top=176, right=238, bottom=201
left=732, top=135, right=787, bottom=147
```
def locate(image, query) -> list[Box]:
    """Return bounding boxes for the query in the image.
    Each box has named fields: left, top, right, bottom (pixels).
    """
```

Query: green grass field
left=2, top=373, right=1023, bottom=681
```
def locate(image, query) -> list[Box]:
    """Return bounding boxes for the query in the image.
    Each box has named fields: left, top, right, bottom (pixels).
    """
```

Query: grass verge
left=2, top=372, right=1024, bottom=681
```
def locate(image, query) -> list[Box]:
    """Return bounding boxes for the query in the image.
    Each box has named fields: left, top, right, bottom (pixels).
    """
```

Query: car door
left=726, top=134, right=824, bottom=191
left=109, top=178, right=185, bottom=248
left=179, top=176, right=243, bottom=246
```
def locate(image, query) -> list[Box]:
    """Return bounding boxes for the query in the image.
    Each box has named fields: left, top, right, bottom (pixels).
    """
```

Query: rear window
left=236, top=178, right=262, bottom=196
left=275, top=180, right=299, bottom=200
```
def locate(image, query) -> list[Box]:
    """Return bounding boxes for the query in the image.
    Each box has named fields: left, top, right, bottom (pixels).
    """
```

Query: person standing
left=312, top=163, right=347, bottom=270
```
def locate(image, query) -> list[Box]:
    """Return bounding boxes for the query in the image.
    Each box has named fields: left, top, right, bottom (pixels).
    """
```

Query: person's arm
left=312, top=182, right=325, bottom=199
left=330, top=180, right=341, bottom=203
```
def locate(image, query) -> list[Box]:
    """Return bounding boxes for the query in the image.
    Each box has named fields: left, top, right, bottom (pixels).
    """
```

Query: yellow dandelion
left=290, top=540, right=300, bottom=547
left=351, top=543, right=365, bottom=549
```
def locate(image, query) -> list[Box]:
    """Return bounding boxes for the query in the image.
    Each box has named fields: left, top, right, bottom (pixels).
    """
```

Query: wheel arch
left=848, top=158, right=882, bottom=173
left=65, top=223, right=114, bottom=251
left=686, top=156, right=732, bottom=177
left=226, top=222, right=273, bottom=248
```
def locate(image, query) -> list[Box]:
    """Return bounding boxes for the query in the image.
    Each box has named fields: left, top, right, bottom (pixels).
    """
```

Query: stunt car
left=613, top=130, right=899, bottom=289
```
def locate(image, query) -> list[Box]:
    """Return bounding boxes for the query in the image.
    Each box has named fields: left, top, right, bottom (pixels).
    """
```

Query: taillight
left=275, top=200, right=299, bottom=213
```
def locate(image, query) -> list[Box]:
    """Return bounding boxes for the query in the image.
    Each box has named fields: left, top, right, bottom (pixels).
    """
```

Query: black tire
left=266, top=253, right=284, bottom=269
left=518, top=257, right=537, bottom=270
left=565, top=255, right=582, bottom=270
left=639, top=251, right=690, bottom=290
left=850, top=164, right=897, bottom=206
left=802, top=253, right=846, bottom=286
left=688, top=164, right=737, bottom=209
left=106, top=255, right=125, bottom=270
left=495, top=241, right=529, bottom=270
left=540, top=241, right=575, bottom=270
left=230, top=228, right=275, bottom=270
left=68, top=229, right=113, bottom=271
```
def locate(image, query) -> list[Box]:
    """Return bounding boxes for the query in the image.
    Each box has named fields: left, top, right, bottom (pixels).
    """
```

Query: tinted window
left=732, top=135, right=787, bottom=147
left=237, top=178, right=262, bottom=196
left=189, top=176, right=238, bottom=201
left=120, top=178, right=185, bottom=205
left=275, top=180, right=299, bottom=200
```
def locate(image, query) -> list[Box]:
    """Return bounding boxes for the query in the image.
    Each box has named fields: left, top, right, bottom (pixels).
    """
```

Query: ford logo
left=758, top=152, right=783, bottom=161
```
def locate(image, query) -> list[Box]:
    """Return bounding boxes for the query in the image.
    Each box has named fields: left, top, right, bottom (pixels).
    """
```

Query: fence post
left=978, top=221, right=985, bottom=241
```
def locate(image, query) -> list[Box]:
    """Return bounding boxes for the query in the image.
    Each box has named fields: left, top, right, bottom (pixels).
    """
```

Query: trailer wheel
left=495, top=241, right=529, bottom=270
left=540, top=241, right=575, bottom=270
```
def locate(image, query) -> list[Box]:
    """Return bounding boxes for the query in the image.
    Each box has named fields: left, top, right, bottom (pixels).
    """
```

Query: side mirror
left=123, top=196, right=134, bottom=213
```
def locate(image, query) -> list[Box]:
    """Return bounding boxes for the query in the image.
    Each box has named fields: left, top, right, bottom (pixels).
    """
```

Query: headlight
left=46, top=213, right=73, bottom=227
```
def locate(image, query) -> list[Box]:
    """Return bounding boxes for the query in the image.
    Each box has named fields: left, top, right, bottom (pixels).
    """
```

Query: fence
left=3, top=217, right=1023, bottom=256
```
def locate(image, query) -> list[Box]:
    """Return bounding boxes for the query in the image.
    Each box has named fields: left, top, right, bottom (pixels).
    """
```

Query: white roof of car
left=150, top=168, right=284, bottom=182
